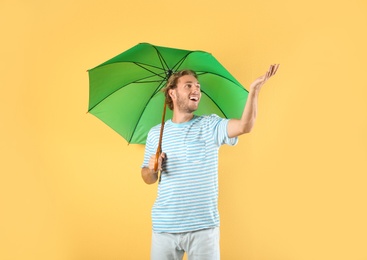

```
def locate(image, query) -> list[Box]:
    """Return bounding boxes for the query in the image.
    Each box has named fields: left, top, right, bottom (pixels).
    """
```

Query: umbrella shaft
left=154, top=102, right=167, bottom=172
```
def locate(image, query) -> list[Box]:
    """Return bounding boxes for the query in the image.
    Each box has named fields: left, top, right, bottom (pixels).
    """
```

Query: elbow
left=228, top=119, right=254, bottom=138
left=240, top=121, right=254, bottom=134
left=242, top=127, right=252, bottom=134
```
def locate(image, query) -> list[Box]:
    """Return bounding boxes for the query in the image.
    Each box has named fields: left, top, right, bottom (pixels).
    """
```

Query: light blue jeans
left=151, top=227, right=220, bottom=260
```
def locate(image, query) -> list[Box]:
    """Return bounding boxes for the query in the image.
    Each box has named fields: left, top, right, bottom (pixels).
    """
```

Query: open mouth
left=189, top=96, right=199, bottom=101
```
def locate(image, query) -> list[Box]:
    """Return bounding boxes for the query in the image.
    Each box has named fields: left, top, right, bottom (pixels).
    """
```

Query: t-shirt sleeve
left=141, top=128, right=158, bottom=168
left=209, top=114, right=238, bottom=147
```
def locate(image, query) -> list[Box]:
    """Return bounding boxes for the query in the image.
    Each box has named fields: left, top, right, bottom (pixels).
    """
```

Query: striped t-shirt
left=142, top=114, right=238, bottom=233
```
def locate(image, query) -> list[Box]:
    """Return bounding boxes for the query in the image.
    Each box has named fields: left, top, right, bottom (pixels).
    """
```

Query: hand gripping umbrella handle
left=154, top=148, right=161, bottom=172
left=153, top=102, right=167, bottom=174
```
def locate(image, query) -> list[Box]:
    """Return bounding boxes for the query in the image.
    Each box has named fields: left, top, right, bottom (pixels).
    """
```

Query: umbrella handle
left=153, top=102, right=167, bottom=173
left=154, top=148, right=160, bottom=172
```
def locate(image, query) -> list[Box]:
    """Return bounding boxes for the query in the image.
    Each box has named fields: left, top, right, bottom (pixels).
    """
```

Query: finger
left=272, top=64, right=279, bottom=75
left=269, top=64, right=275, bottom=76
left=272, top=64, right=278, bottom=75
left=158, top=153, right=166, bottom=169
left=268, top=64, right=275, bottom=79
left=268, top=65, right=273, bottom=75
left=273, top=64, right=280, bottom=75
left=266, top=68, right=271, bottom=80
left=268, top=64, right=278, bottom=77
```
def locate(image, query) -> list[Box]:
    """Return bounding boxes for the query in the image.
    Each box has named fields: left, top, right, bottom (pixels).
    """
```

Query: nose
left=193, top=84, right=201, bottom=93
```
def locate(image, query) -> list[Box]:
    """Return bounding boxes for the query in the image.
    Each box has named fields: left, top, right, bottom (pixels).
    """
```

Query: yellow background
left=1, top=0, right=367, bottom=259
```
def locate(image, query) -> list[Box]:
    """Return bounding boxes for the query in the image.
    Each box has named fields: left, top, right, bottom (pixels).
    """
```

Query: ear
left=169, top=89, right=176, bottom=99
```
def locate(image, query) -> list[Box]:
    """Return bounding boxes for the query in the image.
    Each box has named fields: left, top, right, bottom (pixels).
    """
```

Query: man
left=141, top=65, right=279, bottom=260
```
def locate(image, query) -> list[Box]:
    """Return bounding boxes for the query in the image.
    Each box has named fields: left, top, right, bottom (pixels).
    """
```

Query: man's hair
left=163, top=69, right=198, bottom=110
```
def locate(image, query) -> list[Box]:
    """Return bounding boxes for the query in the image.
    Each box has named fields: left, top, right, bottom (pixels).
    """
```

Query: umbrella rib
left=196, top=71, right=248, bottom=93
left=88, top=80, right=161, bottom=113
left=152, top=45, right=196, bottom=76
left=171, top=52, right=194, bottom=72
left=90, top=60, right=167, bottom=81
left=127, top=53, right=172, bottom=143
left=88, top=62, right=169, bottom=112
left=172, top=50, right=247, bottom=92
left=134, top=62, right=166, bottom=80
left=128, top=77, right=168, bottom=143
left=152, top=45, right=170, bottom=73
left=199, top=89, right=230, bottom=118
left=90, top=59, right=165, bottom=72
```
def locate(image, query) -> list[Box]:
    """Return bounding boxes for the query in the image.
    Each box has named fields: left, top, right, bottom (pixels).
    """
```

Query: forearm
left=228, top=89, right=259, bottom=137
left=240, top=89, right=259, bottom=132
left=141, top=167, right=158, bottom=184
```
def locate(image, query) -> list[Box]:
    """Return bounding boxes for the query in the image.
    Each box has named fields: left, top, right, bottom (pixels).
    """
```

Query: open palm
left=250, top=64, right=280, bottom=92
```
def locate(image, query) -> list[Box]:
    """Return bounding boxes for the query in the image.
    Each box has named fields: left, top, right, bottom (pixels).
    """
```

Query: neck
left=171, top=111, right=194, bottom=124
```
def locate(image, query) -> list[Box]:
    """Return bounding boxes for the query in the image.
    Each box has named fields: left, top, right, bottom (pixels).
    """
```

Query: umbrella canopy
left=88, top=42, right=248, bottom=144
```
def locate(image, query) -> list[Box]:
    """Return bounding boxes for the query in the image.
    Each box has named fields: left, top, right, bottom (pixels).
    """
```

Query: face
left=170, top=75, right=201, bottom=113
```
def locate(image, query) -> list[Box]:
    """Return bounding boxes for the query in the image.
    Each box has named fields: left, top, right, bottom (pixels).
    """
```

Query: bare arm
left=141, top=152, right=165, bottom=184
left=227, top=64, right=279, bottom=138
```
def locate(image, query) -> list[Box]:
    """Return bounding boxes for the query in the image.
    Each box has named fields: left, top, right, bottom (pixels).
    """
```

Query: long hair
left=162, top=69, right=198, bottom=110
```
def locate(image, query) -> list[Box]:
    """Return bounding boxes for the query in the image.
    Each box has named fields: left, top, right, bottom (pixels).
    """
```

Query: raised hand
left=249, top=64, right=280, bottom=92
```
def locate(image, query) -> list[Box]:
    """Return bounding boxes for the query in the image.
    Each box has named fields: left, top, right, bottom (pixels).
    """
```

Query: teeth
left=190, top=96, right=198, bottom=101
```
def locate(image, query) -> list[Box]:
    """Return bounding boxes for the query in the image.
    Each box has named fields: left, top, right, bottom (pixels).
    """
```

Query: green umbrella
left=88, top=42, right=248, bottom=145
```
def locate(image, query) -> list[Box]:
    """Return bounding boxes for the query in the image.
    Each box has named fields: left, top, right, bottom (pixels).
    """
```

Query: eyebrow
left=184, top=81, right=200, bottom=84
